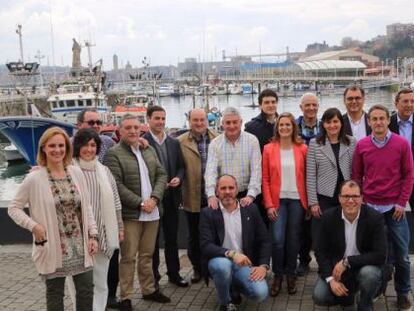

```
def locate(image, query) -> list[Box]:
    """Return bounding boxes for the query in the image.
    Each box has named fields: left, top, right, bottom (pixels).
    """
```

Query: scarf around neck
left=76, top=157, right=119, bottom=253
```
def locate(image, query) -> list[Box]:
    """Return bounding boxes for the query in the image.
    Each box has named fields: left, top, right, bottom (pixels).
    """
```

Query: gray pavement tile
left=2, top=246, right=414, bottom=310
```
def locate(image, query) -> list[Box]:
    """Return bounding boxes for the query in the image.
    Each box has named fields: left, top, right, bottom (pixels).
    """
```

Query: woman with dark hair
left=72, top=128, right=124, bottom=311
left=306, top=108, right=356, bottom=252
left=262, top=112, right=308, bottom=297
left=8, top=127, right=98, bottom=311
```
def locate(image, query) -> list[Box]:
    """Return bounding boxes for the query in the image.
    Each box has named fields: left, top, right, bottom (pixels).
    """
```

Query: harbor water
left=0, top=90, right=395, bottom=201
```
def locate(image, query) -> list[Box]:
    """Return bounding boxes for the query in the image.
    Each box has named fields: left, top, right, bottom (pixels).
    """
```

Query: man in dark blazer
left=313, top=180, right=387, bottom=311
left=143, top=105, right=188, bottom=287
left=200, top=175, right=270, bottom=311
left=389, top=88, right=414, bottom=216
left=342, top=85, right=371, bottom=140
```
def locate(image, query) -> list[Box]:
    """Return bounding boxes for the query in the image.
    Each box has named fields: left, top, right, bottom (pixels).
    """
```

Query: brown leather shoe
left=287, top=276, right=297, bottom=295
left=270, top=276, right=282, bottom=297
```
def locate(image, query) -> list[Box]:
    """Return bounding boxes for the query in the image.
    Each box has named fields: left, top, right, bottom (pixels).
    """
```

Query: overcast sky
left=0, top=0, right=413, bottom=69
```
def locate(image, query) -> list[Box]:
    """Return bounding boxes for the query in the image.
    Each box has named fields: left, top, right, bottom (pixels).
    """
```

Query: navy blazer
left=343, top=113, right=371, bottom=137
left=143, top=132, right=185, bottom=206
left=389, top=113, right=414, bottom=151
left=199, top=203, right=271, bottom=283
left=317, top=205, right=387, bottom=279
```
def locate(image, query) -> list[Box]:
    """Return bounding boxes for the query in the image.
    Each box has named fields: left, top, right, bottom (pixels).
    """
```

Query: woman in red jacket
left=262, top=112, right=308, bottom=297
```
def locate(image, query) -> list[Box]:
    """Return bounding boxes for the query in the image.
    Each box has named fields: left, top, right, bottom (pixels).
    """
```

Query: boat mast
left=34, top=50, right=45, bottom=90
left=16, top=25, right=24, bottom=63
left=48, top=1, right=57, bottom=81
left=84, top=40, right=96, bottom=72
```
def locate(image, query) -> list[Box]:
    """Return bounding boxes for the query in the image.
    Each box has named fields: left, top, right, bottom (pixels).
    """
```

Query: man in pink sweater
left=352, top=104, right=414, bottom=311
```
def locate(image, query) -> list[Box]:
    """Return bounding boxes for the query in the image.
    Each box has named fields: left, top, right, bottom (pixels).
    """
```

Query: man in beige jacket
left=177, top=108, right=217, bottom=283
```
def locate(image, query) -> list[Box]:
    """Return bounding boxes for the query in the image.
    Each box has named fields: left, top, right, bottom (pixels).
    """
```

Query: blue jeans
left=208, top=257, right=268, bottom=305
left=313, top=265, right=382, bottom=311
left=270, top=199, right=304, bottom=276
left=383, top=209, right=411, bottom=294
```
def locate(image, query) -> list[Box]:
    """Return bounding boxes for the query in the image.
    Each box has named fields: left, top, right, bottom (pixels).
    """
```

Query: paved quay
left=0, top=244, right=412, bottom=311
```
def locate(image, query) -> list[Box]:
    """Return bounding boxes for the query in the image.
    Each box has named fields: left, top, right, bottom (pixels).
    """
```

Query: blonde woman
left=8, top=127, right=98, bottom=311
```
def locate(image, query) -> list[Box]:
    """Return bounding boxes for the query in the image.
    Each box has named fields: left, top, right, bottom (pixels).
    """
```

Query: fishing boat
left=47, top=82, right=108, bottom=124
left=0, top=34, right=102, bottom=165
left=109, top=94, right=151, bottom=125
left=0, top=116, right=75, bottom=165
left=2, top=144, right=25, bottom=163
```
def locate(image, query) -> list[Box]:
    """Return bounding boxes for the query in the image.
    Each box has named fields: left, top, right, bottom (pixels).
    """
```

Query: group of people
left=7, top=85, right=414, bottom=311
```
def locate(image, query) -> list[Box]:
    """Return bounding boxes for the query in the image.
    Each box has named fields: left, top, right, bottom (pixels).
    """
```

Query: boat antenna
left=49, top=0, right=56, bottom=80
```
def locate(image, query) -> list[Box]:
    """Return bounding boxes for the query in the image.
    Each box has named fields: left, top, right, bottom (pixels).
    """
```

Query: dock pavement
left=0, top=245, right=412, bottom=311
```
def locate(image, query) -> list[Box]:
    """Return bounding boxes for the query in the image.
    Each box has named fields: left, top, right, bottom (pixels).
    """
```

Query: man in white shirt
left=342, top=86, right=371, bottom=141
left=313, top=180, right=387, bottom=311
left=105, top=114, right=170, bottom=310
left=143, top=105, right=188, bottom=288
left=205, top=107, right=261, bottom=210
left=200, top=175, right=270, bottom=311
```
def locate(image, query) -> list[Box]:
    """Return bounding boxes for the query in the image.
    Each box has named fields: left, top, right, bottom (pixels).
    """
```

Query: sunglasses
left=85, top=120, right=103, bottom=126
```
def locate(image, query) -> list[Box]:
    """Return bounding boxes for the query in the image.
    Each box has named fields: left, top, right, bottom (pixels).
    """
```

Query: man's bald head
left=300, top=92, right=319, bottom=120
left=189, top=108, right=208, bottom=136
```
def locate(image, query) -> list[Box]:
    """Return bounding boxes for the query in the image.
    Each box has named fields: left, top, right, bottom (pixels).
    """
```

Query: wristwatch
left=226, top=250, right=236, bottom=260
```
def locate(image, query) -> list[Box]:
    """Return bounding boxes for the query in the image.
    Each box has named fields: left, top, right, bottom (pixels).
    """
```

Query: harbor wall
left=0, top=205, right=189, bottom=248
left=0, top=99, right=50, bottom=117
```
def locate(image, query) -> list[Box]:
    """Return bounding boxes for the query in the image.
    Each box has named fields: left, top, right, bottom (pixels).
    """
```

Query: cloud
left=322, top=19, right=378, bottom=44
left=0, top=0, right=414, bottom=66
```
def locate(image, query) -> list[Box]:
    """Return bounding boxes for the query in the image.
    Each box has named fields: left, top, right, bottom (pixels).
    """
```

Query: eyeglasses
left=339, top=195, right=362, bottom=201
left=85, top=120, right=103, bottom=126
left=346, top=96, right=363, bottom=102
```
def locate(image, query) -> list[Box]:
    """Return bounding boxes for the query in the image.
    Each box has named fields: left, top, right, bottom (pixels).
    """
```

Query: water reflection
left=159, top=90, right=394, bottom=128
left=0, top=162, right=30, bottom=201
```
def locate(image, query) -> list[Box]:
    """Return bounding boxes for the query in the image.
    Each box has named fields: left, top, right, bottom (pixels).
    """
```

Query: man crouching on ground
left=200, top=174, right=270, bottom=311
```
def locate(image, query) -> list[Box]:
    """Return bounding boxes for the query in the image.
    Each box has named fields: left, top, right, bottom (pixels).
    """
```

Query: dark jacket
left=343, top=113, right=371, bottom=137
left=199, top=203, right=271, bottom=283
left=244, top=112, right=275, bottom=152
left=389, top=113, right=414, bottom=150
left=317, top=205, right=387, bottom=279
left=143, top=132, right=185, bottom=207
left=104, top=140, right=168, bottom=220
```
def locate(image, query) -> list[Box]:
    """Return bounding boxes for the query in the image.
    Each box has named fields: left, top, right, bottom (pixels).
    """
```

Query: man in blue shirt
left=389, top=88, right=414, bottom=219
left=295, top=93, right=321, bottom=276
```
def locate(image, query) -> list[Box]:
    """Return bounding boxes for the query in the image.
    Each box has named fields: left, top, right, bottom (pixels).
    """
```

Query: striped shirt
left=81, top=166, right=123, bottom=257
left=205, top=131, right=261, bottom=198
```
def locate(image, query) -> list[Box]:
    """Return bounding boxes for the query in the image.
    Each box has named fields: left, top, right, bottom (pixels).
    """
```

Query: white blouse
left=280, top=149, right=300, bottom=199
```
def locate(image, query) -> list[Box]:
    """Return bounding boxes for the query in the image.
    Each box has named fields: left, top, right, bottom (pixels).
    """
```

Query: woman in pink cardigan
left=8, top=127, right=98, bottom=311
left=262, top=112, right=308, bottom=297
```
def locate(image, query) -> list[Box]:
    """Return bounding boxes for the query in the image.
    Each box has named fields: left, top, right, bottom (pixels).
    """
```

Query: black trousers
left=185, top=210, right=202, bottom=272
left=254, top=194, right=269, bottom=228
left=298, top=216, right=312, bottom=265
left=409, top=191, right=414, bottom=220
left=153, top=195, right=181, bottom=280
left=107, top=249, right=119, bottom=298
left=312, top=194, right=340, bottom=266
left=47, top=270, right=93, bottom=311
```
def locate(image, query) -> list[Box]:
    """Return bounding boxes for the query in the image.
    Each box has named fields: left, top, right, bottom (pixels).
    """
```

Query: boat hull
left=0, top=116, right=75, bottom=165
left=2, top=144, right=25, bottom=162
